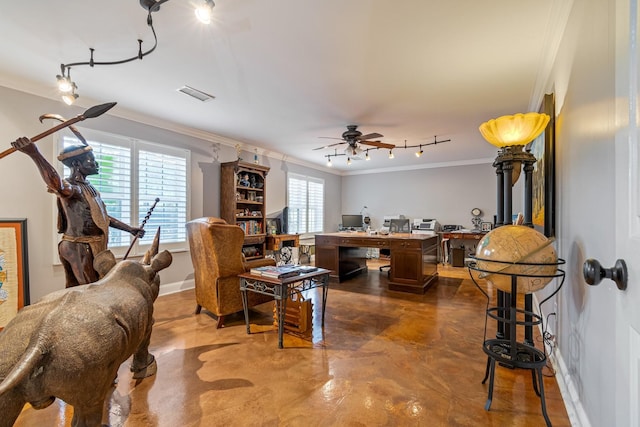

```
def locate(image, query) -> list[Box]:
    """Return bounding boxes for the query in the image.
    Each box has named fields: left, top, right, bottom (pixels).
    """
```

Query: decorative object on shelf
left=481, top=222, right=493, bottom=232
left=54, top=0, right=215, bottom=105
left=254, top=148, right=259, bottom=164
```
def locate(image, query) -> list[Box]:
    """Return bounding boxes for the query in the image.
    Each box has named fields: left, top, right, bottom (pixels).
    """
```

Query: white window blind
left=287, top=173, right=324, bottom=234
left=60, top=128, right=190, bottom=255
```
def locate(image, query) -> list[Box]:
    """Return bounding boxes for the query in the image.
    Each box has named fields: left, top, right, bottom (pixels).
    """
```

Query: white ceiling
left=0, top=0, right=565, bottom=173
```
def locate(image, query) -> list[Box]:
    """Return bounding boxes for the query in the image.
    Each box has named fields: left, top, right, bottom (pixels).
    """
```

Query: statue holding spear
left=7, top=102, right=147, bottom=288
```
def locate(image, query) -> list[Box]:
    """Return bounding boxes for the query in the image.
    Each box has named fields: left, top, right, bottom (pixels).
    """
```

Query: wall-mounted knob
left=583, top=258, right=628, bottom=290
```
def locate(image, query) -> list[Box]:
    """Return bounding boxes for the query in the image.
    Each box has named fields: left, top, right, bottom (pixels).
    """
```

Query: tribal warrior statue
left=12, top=138, right=144, bottom=287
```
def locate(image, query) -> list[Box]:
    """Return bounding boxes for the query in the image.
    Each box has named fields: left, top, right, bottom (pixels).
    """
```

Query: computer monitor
left=389, top=218, right=411, bottom=233
left=341, top=214, right=363, bottom=230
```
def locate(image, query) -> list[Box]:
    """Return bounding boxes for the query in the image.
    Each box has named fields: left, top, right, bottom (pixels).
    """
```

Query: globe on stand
left=474, top=225, right=557, bottom=293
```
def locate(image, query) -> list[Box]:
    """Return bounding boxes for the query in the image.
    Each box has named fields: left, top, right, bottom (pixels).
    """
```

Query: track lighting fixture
left=54, top=0, right=214, bottom=104
left=325, top=148, right=345, bottom=166
left=319, top=135, right=450, bottom=166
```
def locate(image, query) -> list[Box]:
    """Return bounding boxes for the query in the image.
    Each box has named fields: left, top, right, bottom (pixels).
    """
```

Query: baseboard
left=532, top=295, right=590, bottom=427
left=159, top=278, right=195, bottom=297
left=549, top=350, right=591, bottom=426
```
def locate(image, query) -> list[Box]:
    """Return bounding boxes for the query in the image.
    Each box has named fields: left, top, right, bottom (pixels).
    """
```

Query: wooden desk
left=440, top=231, right=487, bottom=241
left=266, top=234, right=299, bottom=251
left=439, top=231, right=487, bottom=265
left=315, top=232, right=438, bottom=294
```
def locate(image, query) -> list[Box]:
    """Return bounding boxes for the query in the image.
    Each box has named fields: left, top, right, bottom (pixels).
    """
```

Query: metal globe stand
left=468, top=257, right=565, bottom=427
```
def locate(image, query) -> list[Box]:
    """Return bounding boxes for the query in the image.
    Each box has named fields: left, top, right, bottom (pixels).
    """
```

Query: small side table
left=239, top=268, right=330, bottom=349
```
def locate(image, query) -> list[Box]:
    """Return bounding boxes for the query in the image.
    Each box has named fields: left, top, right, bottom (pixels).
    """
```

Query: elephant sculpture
left=0, top=229, right=172, bottom=427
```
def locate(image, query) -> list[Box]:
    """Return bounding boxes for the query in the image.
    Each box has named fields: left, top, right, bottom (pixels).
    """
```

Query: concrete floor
left=13, top=261, right=570, bottom=426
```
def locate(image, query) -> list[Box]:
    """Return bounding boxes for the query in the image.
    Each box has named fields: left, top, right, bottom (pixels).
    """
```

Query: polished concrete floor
left=13, top=261, right=570, bottom=426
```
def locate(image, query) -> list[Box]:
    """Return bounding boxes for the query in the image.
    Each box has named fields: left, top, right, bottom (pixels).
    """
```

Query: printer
left=411, top=218, right=441, bottom=235
left=380, top=215, right=405, bottom=234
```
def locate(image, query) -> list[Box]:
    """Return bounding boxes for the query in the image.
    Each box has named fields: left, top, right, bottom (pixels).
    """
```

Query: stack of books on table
left=250, top=265, right=318, bottom=279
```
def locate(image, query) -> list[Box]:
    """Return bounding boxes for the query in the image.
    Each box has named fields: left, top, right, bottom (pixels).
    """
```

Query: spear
left=0, top=102, right=117, bottom=159
left=123, top=197, right=160, bottom=260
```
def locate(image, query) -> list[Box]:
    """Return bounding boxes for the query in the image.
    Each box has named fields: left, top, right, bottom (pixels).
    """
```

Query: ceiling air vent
left=177, top=85, right=215, bottom=102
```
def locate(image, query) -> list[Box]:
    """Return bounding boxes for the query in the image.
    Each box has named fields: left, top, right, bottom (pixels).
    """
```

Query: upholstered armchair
left=186, top=217, right=276, bottom=328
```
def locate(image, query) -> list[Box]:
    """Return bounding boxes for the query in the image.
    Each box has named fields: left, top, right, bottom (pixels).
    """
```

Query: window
left=287, top=173, right=324, bottom=234
left=59, top=128, right=190, bottom=256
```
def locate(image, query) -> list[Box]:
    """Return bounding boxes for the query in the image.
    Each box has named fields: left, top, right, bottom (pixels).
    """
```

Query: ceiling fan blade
left=318, top=136, right=345, bottom=140
left=313, top=141, right=346, bottom=150
left=360, top=141, right=396, bottom=150
left=357, top=132, right=383, bottom=140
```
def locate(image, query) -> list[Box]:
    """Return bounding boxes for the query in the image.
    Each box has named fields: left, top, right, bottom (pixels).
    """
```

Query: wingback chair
left=186, top=217, right=276, bottom=328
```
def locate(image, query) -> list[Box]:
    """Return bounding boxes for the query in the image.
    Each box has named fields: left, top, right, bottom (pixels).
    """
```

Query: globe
left=474, top=225, right=558, bottom=293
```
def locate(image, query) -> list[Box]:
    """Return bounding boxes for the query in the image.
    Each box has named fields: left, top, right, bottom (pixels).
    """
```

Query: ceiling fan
left=314, top=125, right=396, bottom=156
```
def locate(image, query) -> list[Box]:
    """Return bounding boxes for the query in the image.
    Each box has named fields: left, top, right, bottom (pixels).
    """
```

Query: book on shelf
left=249, top=264, right=319, bottom=279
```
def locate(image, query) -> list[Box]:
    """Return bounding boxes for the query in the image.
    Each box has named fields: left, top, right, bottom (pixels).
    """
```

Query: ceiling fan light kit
left=315, top=127, right=451, bottom=166
left=54, top=0, right=214, bottom=105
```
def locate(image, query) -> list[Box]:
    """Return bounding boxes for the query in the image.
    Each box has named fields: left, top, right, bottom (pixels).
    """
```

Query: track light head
left=195, top=0, right=215, bottom=24
left=61, top=92, right=79, bottom=105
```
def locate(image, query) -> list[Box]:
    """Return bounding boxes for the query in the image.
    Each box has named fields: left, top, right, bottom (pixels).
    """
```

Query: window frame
left=286, top=172, right=324, bottom=236
left=55, top=127, right=191, bottom=259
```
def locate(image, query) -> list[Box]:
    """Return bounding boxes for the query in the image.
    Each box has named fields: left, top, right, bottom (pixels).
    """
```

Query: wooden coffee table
left=239, top=268, right=330, bottom=348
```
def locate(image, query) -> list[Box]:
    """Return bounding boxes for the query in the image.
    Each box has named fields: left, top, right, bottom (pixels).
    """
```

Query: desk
left=266, top=233, right=299, bottom=251
left=440, top=231, right=487, bottom=265
left=315, top=232, right=438, bottom=294
left=239, top=268, right=330, bottom=349
left=266, top=234, right=300, bottom=265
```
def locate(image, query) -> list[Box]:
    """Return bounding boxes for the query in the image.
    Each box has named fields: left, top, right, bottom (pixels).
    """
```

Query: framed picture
left=527, top=93, right=556, bottom=237
left=481, top=222, right=493, bottom=232
left=0, top=219, right=29, bottom=330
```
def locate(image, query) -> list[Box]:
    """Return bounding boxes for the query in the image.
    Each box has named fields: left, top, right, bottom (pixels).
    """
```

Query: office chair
left=379, top=219, right=411, bottom=274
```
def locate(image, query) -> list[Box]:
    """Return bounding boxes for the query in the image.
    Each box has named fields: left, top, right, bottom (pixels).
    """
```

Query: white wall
left=543, top=0, right=618, bottom=425
left=341, top=162, right=515, bottom=231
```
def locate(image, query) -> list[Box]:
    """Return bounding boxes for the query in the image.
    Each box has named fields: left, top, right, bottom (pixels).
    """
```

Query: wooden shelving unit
left=220, top=160, right=270, bottom=259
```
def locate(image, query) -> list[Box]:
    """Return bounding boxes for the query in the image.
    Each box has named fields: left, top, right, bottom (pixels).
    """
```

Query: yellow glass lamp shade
left=479, top=112, right=550, bottom=148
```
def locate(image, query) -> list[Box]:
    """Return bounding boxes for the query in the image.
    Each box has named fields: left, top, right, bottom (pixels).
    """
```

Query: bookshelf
left=220, top=160, right=270, bottom=259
